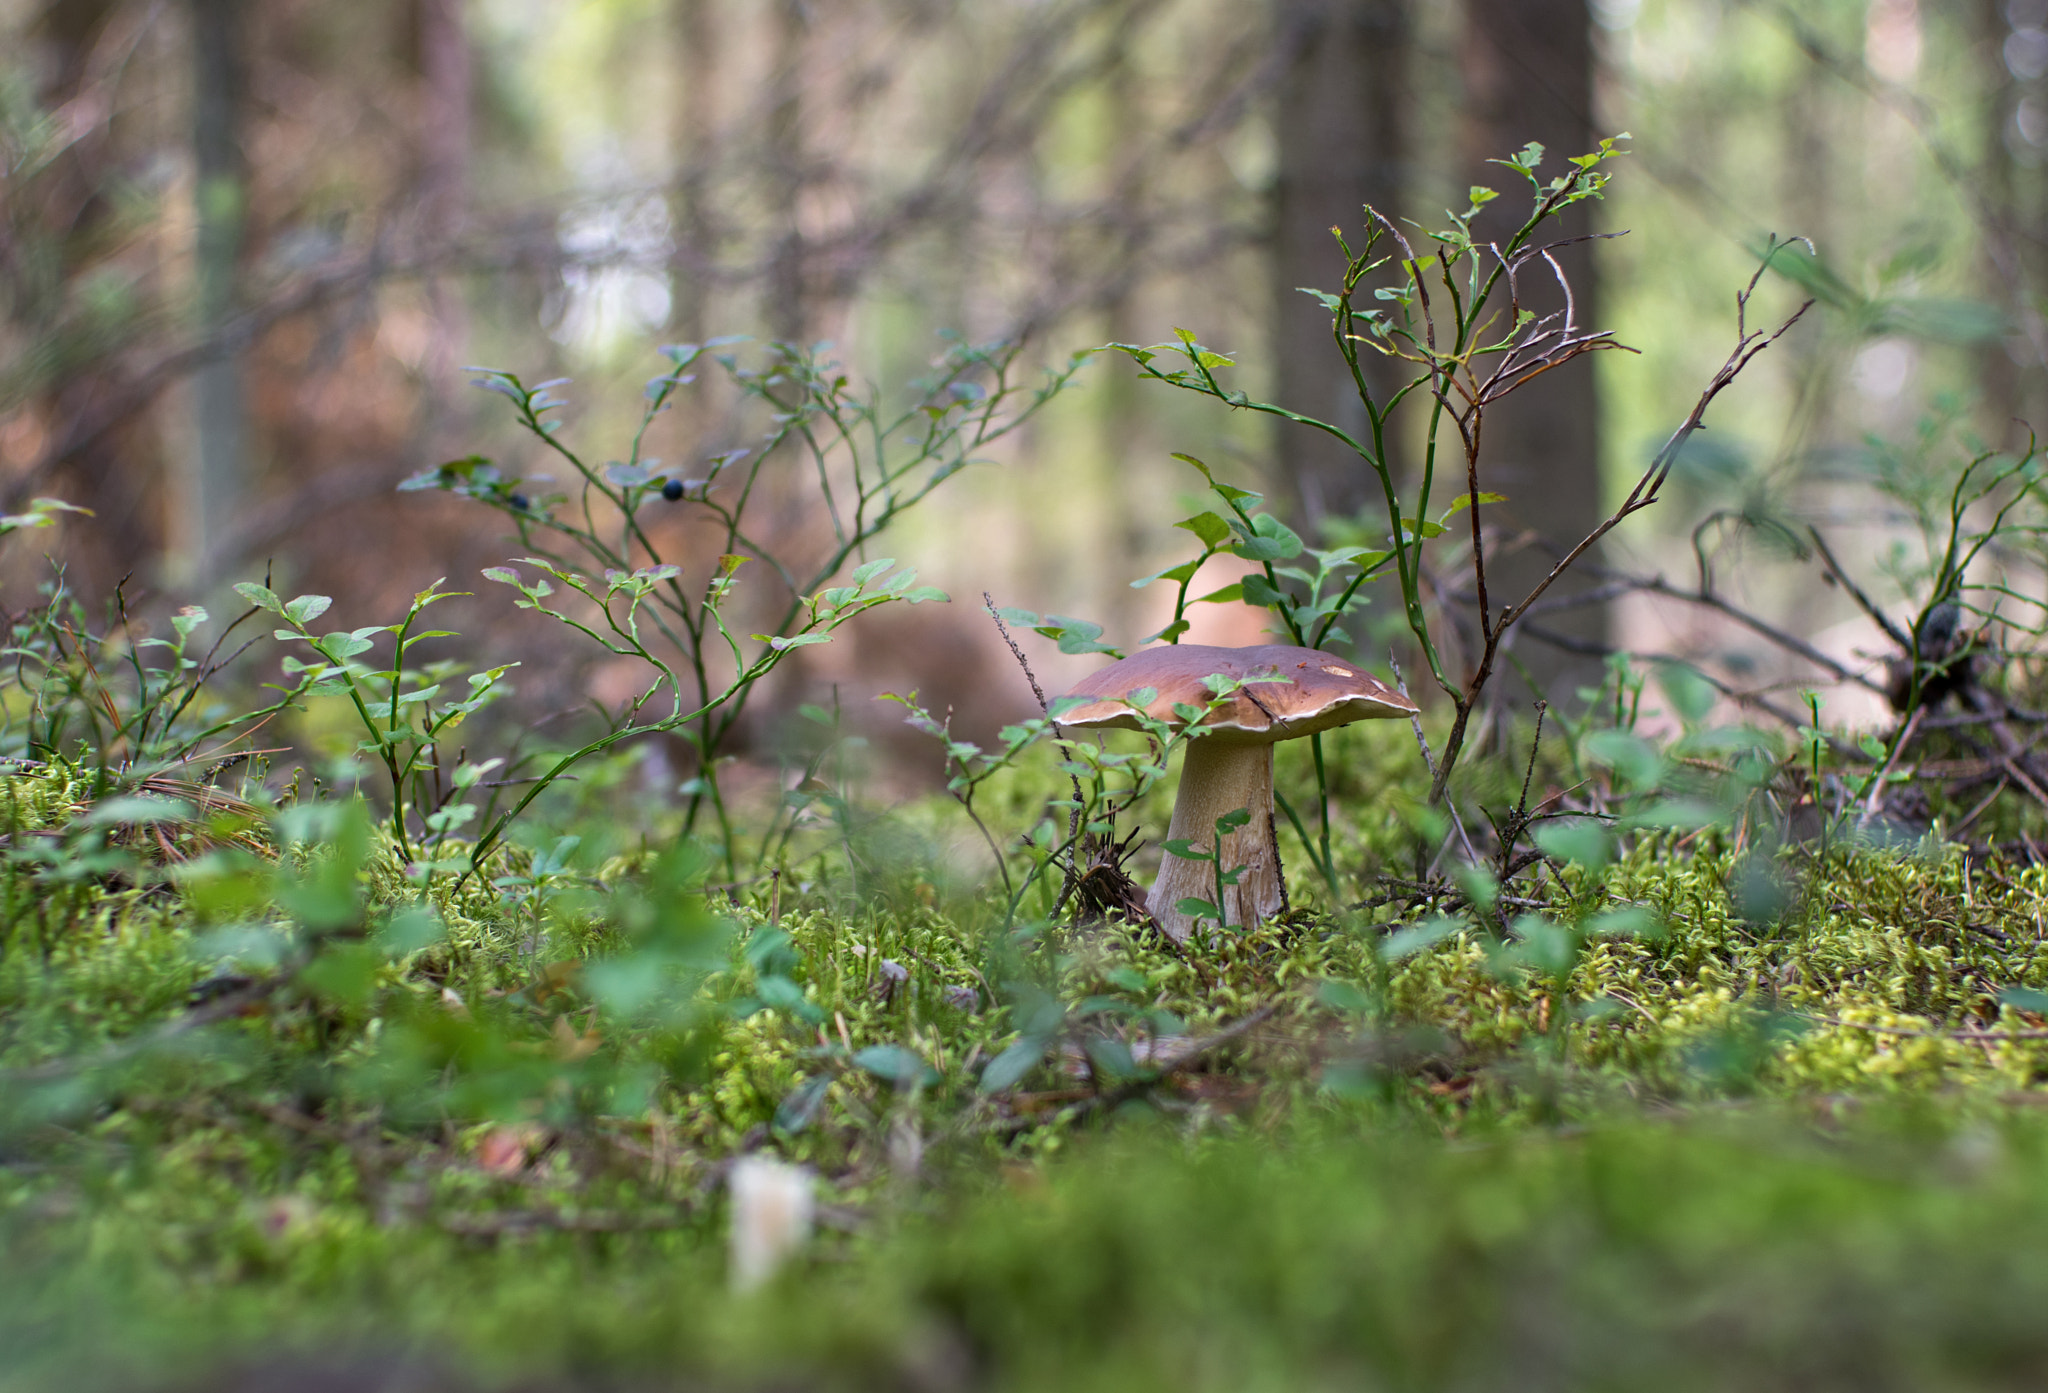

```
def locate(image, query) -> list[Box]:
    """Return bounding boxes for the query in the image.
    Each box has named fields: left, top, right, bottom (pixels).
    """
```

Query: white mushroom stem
left=1147, top=738, right=1283, bottom=944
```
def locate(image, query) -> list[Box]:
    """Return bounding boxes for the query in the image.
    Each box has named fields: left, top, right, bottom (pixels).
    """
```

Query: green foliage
left=1102, top=139, right=1631, bottom=709
left=12, top=635, right=2048, bottom=1388
left=1162, top=805, right=1255, bottom=932
left=1093, top=136, right=1805, bottom=836
left=1127, top=452, right=1389, bottom=658
left=886, top=667, right=1275, bottom=928
left=405, top=336, right=1084, bottom=877
left=0, top=565, right=299, bottom=785
left=237, top=578, right=514, bottom=863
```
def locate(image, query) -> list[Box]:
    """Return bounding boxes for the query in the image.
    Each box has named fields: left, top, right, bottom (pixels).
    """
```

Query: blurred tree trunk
left=766, top=0, right=806, bottom=344
left=1977, top=0, right=2043, bottom=447
left=1776, top=56, right=1834, bottom=458
left=418, top=0, right=471, bottom=394
left=1459, top=0, right=1599, bottom=699
left=669, top=0, right=716, bottom=348
left=175, top=0, right=247, bottom=588
left=22, top=0, right=157, bottom=589
left=1103, top=20, right=1151, bottom=637
left=1270, top=0, right=1409, bottom=534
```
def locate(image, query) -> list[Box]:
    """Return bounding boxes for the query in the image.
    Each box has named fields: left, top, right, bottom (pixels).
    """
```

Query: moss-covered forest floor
left=11, top=738, right=2048, bottom=1392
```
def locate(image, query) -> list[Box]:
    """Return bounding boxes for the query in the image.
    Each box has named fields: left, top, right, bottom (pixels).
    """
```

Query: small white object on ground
left=728, top=1155, right=814, bottom=1292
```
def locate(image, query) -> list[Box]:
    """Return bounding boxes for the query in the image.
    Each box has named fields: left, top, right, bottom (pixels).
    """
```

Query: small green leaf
left=233, top=583, right=283, bottom=614
left=979, top=1036, right=1050, bottom=1093
left=2000, top=987, right=2048, bottom=1015
left=1133, top=560, right=1205, bottom=589
left=1583, top=906, right=1663, bottom=941
left=1103, top=966, right=1149, bottom=993
left=287, top=595, right=335, bottom=626
left=1250, top=513, right=1304, bottom=557
left=1656, top=662, right=1717, bottom=727
left=1378, top=916, right=1462, bottom=962
left=374, top=907, right=445, bottom=957
left=1174, top=512, right=1232, bottom=548
left=85, top=795, right=193, bottom=826
left=1532, top=818, right=1614, bottom=872
left=1585, top=728, right=1667, bottom=791
left=1241, top=573, right=1285, bottom=608
left=775, top=1075, right=833, bottom=1133
left=1316, top=979, right=1374, bottom=1014
left=1039, top=616, right=1122, bottom=657
left=1504, top=915, right=1579, bottom=978
left=1084, top=1036, right=1141, bottom=1081
left=854, top=1044, right=940, bottom=1088
left=1440, top=491, right=1507, bottom=519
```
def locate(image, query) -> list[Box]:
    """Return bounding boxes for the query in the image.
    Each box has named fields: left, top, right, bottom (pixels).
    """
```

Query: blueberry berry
left=509, top=493, right=530, bottom=511
left=661, top=479, right=685, bottom=501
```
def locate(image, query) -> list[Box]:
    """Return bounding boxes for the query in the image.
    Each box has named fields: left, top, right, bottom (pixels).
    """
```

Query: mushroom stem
left=1147, top=738, right=1283, bottom=944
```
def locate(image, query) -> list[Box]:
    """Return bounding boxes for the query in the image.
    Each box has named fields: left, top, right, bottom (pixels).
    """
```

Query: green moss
left=16, top=738, right=2048, bottom=1386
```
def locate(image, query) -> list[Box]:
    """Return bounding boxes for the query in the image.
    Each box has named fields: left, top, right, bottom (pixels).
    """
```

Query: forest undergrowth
left=16, top=144, right=2048, bottom=1388
left=12, top=714, right=2048, bottom=1392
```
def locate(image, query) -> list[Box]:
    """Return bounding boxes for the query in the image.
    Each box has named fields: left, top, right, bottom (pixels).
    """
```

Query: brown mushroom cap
left=1057, top=643, right=1417, bottom=744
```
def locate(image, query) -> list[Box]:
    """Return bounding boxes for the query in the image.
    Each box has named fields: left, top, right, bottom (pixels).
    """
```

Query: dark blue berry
left=509, top=493, right=530, bottom=511
left=662, top=479, right=685, bottom=501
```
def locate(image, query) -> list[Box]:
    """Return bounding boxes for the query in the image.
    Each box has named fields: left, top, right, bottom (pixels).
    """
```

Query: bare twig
left=1856, top=704, right=1923, bottom=832
left=1951, top=777, right=2010, bottom=840
left=1808, top=526, right=1915, bottom=652
left=989, top=592, right=1093, bottom=914
left=985, top=591, right=1048, bottom=714
left=1493, top=700, right=1549, bottom=887
left=1426, top=240, right=1814, bottom=803
left=1390, top=651, right=1478, bottom=866
left=1547, top=562, right=1885, bottom=694
left=1514, top=621, right=1823, bottom=735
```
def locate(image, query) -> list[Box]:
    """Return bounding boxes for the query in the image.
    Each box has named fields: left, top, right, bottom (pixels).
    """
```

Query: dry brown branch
left=1807, top=526, right=1915, bottom=653
left=1856, top=704, right=1923, bottom=833
left=1424, top=241, right=1814, bottom=805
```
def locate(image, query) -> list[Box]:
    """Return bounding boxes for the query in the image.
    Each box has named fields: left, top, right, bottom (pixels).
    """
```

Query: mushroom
left=1057, top=644, right=1417, bottom=943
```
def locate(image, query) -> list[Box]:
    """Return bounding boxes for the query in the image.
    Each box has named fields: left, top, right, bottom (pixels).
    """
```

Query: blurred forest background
left=0, top=0, right=2039, bottom=791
